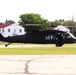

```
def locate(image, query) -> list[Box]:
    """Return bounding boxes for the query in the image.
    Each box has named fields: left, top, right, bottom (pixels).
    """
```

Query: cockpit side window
left=63, top=33, right=72, bottom=39
left=66, top=34, right=72, bottom=38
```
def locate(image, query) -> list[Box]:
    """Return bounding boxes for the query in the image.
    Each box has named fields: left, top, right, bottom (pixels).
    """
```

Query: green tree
left=53, top=19, right=63, bottom=25
left=0, top=22, right=3, bottom=24
left=5, top=20, right=15, bottom=24
left=19, top=13, right=50, bottom=32
left=63, top=20, right=76, bottom=26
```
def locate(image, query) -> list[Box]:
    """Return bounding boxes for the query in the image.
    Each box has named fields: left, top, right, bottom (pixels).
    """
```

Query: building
left=0, top=23, right=25, bottom=37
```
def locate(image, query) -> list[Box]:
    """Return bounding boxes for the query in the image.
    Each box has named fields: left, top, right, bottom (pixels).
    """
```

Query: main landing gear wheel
left=55, top=43, right=63, bottom=47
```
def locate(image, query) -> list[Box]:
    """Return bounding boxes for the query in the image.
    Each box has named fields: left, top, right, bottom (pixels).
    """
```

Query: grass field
left=0, top=44, right=76, bottom=55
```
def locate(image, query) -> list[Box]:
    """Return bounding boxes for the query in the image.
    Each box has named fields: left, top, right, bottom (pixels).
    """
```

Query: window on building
left=19, top=29, right=22, bottom=32
left=0, top=29, right=2, bottom=32
left=8, top=29, right=10, bottom=32
left=2, top=29, right=4, bottom=32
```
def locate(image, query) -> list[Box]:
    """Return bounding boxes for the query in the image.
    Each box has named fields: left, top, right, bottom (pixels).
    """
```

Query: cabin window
left=19, top=29, right=22, bottom=32
left=8, top=29, right=10, bottom=32
left=45, top=35, right=51, bottom=40
left=51, top=35, right=56, bottom=39
left=46, top=35, right=56, bottom=40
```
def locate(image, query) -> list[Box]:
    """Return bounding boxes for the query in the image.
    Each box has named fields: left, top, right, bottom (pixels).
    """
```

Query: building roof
left=0, top=24, right=11, bottom=28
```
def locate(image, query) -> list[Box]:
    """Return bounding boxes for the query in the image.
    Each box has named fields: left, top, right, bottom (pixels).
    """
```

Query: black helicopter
left=0, top=25, right=76, bottom=47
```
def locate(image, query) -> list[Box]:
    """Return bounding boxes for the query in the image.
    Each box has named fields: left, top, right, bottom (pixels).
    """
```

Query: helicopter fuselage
left=0, top=30, right=76, bottom=47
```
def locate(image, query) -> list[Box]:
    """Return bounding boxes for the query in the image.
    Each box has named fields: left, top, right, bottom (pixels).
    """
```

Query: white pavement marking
left=0, top=55, right=76, bottom=75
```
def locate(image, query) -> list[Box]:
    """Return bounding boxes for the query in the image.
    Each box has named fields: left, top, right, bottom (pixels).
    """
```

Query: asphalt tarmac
left=0, top=55, right=76, bottom=75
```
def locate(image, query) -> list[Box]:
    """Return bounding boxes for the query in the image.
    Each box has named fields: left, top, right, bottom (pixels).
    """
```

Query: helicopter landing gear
left=55, top=43, right=63, bottom=47
left=55, top=41, right=63, bottom=47
left=5, top=43, right=11, bottom=47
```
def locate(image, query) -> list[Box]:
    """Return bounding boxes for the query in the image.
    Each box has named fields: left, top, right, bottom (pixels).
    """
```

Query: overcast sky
left=0, top=0, right=76, bottom=23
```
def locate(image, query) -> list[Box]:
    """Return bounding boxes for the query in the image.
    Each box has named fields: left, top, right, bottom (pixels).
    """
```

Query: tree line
left=0, top=13, right=76, bottom=33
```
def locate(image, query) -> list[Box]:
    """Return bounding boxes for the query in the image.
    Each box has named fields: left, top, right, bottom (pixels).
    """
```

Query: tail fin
left=0, top=34, right=4, bottom=41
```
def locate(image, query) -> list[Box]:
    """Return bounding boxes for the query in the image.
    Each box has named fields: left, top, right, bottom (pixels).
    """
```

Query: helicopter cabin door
left=56, top=33, right=63, bottom=47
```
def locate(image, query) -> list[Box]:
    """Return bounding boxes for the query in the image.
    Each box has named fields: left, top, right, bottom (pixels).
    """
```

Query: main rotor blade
left=22, top=24, right=51, bottom=27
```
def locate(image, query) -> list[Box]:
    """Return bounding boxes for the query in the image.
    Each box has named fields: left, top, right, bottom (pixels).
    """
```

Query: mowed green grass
left=0, top=44, right=76, bottom=55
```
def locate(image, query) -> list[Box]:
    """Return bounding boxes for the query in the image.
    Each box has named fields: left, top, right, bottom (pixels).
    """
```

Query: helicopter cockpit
left=54, top=25, right=76, bottom=39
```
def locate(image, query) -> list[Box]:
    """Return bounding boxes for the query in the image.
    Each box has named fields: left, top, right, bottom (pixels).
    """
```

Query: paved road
left=0, top=55, right=76, bottom=75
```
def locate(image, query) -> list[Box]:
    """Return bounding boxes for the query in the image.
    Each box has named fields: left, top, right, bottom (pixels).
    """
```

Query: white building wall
left=0, top=24, right=25, bottom=37
left=0, top=28, right=6, bottom=37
